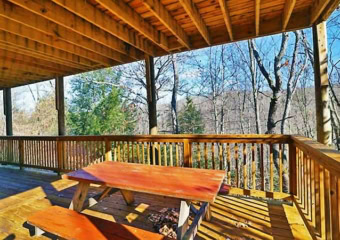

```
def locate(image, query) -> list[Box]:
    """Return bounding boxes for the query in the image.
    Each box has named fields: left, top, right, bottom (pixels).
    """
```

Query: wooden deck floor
left=0, top=166, right=311, bottom=240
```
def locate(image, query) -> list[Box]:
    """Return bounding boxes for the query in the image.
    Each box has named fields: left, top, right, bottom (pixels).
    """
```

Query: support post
left=145, top=55, right=158, bottom=135
left=313, top=22, right=332, bottom=145
left=145, top=55, right=158, bottom=165
left=3, top=88, right=13, bottom=136
left=56, top=76, right=65, bottom=136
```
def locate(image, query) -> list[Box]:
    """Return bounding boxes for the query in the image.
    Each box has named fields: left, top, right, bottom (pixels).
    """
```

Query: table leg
left=69, top=182, right=89, bottom=212
left=120, top=189, right=135, bottom=205
left=205, top=203, right=211, bottom=221
left=177, top=200, right=190, bottom=240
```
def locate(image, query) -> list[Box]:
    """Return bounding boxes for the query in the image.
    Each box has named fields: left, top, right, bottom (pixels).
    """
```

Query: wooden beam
left=0, top=49, right=82, bottom=76
left=7, top=0, right=146, bottom=60
left=0, top=16, right=116, bottom=67
left=145, top=55, right=158, bottom=135
left=0, top=1, right=133, bottom=64
left=0, top=41, right=90, bottom=71
left=320, top=0, right=340, bottom=22
left=255, top=0, right=261, bottom=36
left=311, top=0, right=332, bottom=24
left=218, top=0, right=233, bottom=41
left=51, top=0, right=156, bottom=57
left=56, top=77, right=65, bottom=136
left=282, top=0, right=296, bottom=31
left=3, top=88, right=13, bottom=136
left=178, top=0, right=211, bottom=45
left=313, top=22, right=332, bottom=145
left=142, top=0, right=191, bottom=49
left=96, top=0, right=169, bottom=51
left=0, top=31, right=97, bottom=69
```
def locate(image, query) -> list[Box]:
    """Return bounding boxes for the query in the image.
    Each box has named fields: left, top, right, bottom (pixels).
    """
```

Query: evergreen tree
left=67, top=69, right=135, bottom=135
left=178, top=97, right=204, bottom=134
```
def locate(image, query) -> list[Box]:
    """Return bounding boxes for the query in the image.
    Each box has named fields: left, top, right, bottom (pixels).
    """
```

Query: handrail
left=0, top=134, right=291, bottom=142
left=291, top=135, right=340, bottom=177
left=291, top=135, right=340, bottom=239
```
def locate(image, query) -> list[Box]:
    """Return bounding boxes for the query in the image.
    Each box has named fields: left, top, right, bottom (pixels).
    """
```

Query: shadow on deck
left=0, top=166, right=311, bottom=240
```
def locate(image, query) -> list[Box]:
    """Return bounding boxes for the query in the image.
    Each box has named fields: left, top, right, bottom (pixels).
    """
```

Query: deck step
left=27, top=206, right=168, bottom=240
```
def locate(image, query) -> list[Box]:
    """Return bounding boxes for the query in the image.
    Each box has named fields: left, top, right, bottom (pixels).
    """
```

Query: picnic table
left=63, top=161, right=225, bottom=240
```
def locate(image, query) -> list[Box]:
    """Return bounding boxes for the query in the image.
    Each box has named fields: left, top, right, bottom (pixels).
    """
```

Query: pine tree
left=67, top=69, right=135, bottom=135
left=178, top=97, right=204, bottom=134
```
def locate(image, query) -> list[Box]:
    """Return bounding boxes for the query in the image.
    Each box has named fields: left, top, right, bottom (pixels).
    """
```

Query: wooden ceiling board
left=0, top=0, right=338, bottom=87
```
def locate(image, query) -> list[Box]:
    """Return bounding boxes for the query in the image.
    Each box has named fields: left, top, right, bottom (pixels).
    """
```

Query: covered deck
left=0, top=134, right=338, bottom=239
left=0, top=165, right=310, bottom=240
left=0, top=0, right=340, bottom=239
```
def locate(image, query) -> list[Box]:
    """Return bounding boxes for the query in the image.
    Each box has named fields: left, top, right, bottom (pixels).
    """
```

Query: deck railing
left=291, top=136, right=340, bottom=240
left=0, top=134, right=339, bottom=238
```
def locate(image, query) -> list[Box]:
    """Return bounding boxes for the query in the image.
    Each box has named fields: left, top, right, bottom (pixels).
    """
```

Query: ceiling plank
left=178, top=0, right=211, bottom=45
left=0, top=49, right=81, bottom=76
left=218, top=0, right=233, bottom=41
left=283, top=0, right=296, bottom=31
left=0, top=42, right=89, bottom=72
left=7, top=0, right=148, bottom=60
left=0, top=1, right=133, bottom=64
left=50, top=0, right=155, bottom=57
left=95, top=0, right=169, bottom=52
left=142, top=0, right=191, bottom=49
left=0, top=16, right=116, bottom=67
left=311, top=0, right=332, bottom=24
left=255, top=0, right=261, bottom=36
left=0, top=31, right=96, bottom=70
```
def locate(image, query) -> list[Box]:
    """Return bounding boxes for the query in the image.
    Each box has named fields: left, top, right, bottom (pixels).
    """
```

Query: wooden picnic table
left=63, top=162, right=225, bottom=240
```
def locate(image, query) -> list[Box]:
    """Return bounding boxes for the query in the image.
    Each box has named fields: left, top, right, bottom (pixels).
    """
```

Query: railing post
left=105, top=139, right=112, bottom=161
left=57, top=139, right=64, bottom=174
left=183, top=139, right=192, bottom=167
left=19, top=139, right=24, bottom=170
left=289, top=142, right=297, bottom=196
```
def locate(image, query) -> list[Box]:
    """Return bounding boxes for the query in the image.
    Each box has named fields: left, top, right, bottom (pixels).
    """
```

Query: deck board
left=0, top=166, right=311, bottom=239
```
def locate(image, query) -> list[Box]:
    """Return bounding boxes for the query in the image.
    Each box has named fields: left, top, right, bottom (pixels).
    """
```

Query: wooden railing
left=0, top=134, right=339, bottom=238
left=291, top=136, right=340, bottom=240
left=0, top=135, right=291, bottom=195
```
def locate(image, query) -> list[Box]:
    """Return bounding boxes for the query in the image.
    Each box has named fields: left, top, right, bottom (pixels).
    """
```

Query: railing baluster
left=269, top=144, right=274, bottom=192
left=251, top=143, right=255, bottom=189
left=176, top=143, right=179, bottom=167
left=204, top=143, right=208, bottom=169
left=243, top=143, right=247, bottom=189
left=227, top=143, right=231, bottom=185
left=219, top=143, right=222, bottom=170
left=164, top=143, right=167, bottom=166
left=170, top=143, right=173, bottom=167
left=235, top=143, right=239, bottom=188
left=158, top=142, right=161, bottom=166
left=211, top=143, right=215, bottom=170
left=260, top=144, right=264, bottom=191
left=197, top=143, right=201, bottom=169
left=279, top=144, right=283, bottom=192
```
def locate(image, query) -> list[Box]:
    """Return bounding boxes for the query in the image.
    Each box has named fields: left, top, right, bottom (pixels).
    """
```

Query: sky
left=7, top=10, right=340, bottom=113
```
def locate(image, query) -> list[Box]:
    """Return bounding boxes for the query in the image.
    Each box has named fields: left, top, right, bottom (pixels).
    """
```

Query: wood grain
left=64, top=161, right=224, bottom=203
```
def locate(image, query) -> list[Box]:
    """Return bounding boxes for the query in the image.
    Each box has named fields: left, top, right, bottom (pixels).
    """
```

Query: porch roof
left=0, top=0, right=339, bottom=88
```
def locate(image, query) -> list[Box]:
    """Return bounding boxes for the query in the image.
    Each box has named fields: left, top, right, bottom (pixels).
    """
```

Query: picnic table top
left=63, top=162, right=225, bottom=202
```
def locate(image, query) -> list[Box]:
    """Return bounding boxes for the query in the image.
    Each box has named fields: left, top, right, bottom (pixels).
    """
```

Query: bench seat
left=27, top=206, right=168, bottom=240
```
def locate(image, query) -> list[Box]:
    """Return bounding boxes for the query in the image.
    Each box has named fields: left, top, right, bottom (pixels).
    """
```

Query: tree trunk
left=170, top=54, right=179, bottom=134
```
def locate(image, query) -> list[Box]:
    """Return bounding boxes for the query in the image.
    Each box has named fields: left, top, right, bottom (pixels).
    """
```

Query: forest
left=1, top=9, right=340, bottom=151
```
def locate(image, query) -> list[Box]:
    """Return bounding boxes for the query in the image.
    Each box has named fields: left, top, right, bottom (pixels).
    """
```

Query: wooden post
left=3, top=88, right=13, bottom=136
left=56, top=76, right=66, bottom=136
left=145, top=55, right=158, bottom=165
left=313, top=22, right=332, bottom=145
left=145, top=55, right=158, bottom=135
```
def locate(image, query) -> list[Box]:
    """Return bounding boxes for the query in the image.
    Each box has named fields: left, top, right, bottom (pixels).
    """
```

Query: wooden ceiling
left=0, top=0, right=339, bottom=88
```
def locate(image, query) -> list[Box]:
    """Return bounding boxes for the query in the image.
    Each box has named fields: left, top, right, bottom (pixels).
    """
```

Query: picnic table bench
left=27, top=162, right=225, bottom=240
